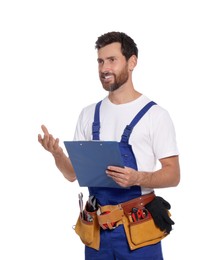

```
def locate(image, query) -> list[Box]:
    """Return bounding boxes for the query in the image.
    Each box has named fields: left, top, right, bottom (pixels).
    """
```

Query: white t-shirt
left=74, top=95, right=179, bottom=194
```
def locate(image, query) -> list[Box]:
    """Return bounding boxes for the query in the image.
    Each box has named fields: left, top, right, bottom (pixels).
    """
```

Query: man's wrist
left=136, top=171, right=144, bottom=186
left=52, top=149, right=64, bottom=160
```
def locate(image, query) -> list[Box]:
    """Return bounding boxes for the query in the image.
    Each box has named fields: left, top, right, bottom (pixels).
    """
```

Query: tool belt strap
left=97, top=192, right=155, bottom=229
left=121, top=192, right=155, bottom=214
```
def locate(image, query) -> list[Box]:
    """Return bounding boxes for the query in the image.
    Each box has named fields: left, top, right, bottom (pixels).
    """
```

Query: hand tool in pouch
left=78, top=192, right=84, bottom=219
left=87, top=195, right=98, bottom=212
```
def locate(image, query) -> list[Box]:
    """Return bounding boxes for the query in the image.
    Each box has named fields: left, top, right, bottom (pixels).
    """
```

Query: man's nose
left=100, top=61, right=111, bottom=73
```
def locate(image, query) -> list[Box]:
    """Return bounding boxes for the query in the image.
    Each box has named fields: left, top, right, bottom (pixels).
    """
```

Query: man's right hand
left=38, top=125, right=63, bottom=158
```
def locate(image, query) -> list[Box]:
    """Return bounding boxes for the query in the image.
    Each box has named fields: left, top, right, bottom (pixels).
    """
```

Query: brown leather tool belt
left=74, top=191, right=168, bottom=251
left=97, top=192, right=155, bottom=230
left=121, top=192, right=155, bottom=215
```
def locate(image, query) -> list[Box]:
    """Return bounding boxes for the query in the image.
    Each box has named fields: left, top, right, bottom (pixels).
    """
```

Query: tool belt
left=74, top=192, right=169, bottom=251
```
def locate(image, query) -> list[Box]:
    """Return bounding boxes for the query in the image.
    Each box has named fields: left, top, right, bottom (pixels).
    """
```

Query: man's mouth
left=101, top=74, right=113, bottom=83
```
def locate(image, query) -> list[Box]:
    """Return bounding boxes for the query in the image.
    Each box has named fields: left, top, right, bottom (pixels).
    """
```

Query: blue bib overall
left=88, top=100, right=156, bottom=206
left=85, top=100, right=163, bottom=260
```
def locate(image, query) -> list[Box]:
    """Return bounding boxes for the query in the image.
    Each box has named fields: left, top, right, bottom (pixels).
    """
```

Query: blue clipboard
left=64, top=141, right=125, bottom=188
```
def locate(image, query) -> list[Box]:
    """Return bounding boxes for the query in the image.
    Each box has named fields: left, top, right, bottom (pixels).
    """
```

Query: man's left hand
left=106, top=166, right=139, bottom=187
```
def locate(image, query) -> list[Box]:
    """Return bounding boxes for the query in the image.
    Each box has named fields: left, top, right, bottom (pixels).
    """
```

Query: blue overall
left=85, top=100, right=164, bottom=260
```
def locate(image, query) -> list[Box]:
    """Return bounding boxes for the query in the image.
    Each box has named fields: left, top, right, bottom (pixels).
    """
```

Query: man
left=38, top=31, right=180, bottom=259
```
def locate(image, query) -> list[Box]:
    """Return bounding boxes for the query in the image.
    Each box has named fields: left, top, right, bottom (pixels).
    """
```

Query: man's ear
left=128, top=55, right=137, bottom=71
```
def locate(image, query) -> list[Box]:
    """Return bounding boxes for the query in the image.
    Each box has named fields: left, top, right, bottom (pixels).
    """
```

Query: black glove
left=145, top=196, right=175, bottom=234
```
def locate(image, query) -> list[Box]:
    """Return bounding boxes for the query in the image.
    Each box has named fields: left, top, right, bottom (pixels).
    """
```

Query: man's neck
left=108, top=85, right=141, bottom=105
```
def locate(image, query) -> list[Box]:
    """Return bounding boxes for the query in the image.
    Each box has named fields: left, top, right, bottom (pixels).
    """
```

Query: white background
left=0, top=0, right=222, bottom=259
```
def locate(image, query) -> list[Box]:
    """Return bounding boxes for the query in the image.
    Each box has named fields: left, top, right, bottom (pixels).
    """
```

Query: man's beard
left=101, top=66, right=129, bottom=92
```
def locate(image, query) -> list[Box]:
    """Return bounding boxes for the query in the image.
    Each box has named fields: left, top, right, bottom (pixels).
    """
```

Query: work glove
left=145, top=196, right=175, bottom=234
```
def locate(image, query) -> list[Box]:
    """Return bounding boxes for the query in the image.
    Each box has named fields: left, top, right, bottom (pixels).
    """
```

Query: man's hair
left=95, top=31, right=138, bottom=60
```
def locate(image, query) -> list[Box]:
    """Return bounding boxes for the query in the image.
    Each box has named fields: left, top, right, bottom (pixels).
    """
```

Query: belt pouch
left=122, top=213, right=168, bottom=250
left=74, top=209, right=100, bottom=250
left=97, top=205, right=124, bottom=229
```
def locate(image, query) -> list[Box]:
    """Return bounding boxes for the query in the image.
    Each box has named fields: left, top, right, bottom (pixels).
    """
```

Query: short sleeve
left=151, top=109, right=179, bottom=159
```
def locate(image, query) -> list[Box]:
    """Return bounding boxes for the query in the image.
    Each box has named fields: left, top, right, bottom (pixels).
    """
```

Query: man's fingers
left=38, top=125, right=62, bottom=156
left=39, top=125, right=50, bottom=147
left=54, top=138, right=60, bottom=148
left=38, top=134, right=43, bottom=143
left=47, top=134, right=56, bottom=150
left=107, top=166, right=126, bottom=173
left=41, top=124, right=49, bottom=135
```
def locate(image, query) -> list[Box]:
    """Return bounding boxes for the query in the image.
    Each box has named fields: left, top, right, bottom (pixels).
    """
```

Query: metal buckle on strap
left=121, top=125, right=133, bottom=143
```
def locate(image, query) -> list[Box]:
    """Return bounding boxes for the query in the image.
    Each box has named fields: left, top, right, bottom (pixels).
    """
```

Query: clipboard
left=64, top=141, right=125, bottom=188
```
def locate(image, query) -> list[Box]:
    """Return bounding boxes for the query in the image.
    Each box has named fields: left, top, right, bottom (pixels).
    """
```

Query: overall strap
left=92, top=100, right=102, bottom=140
left=120, top=101, right=157, bottom=143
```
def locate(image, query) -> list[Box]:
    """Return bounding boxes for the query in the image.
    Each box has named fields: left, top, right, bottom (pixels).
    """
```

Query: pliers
left=131, top=207, right=148, bottom=222
left=87, top=195, right=97, bottom=212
